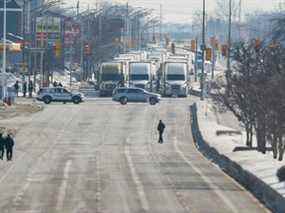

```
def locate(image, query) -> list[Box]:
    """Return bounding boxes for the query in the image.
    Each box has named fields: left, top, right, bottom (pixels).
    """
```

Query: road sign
left=221, top=44, right=228, bottom=57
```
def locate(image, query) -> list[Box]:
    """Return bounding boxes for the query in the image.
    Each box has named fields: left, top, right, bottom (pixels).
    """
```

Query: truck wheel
left=149, top=97, right=157, bottom=105
left=43, top=96, right=52, bottom=104
left=120, top=97, right=128, bottom=105
left=73, top=96, right=81, bottom=104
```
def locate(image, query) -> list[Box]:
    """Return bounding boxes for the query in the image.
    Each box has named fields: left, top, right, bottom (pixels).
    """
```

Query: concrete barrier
left=190, top=103, right=285, bottom=213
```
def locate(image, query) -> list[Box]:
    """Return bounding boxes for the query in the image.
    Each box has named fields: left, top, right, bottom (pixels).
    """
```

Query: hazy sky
left=73, top=0, right=282, bottom=23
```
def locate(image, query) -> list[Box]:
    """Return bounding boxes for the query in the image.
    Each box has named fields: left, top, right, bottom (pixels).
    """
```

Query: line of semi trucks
left=97, top=48, right=195, bottom=97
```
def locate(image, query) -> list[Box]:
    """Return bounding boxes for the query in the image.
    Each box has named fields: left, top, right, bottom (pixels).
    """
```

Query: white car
left=37, top=87, right=84, bottom=104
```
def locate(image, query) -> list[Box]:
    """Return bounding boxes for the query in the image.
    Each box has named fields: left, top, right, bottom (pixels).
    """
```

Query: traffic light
left=221, top=44, right=228, bottom=57
left=205, top=48, right=212, bottom=61
left=191, top=40, right=196, bottom=52
left=255, top=38, right=261, bottom=50
left=54, top=41, right=61, bottom=58
left=84, top=43, right=92, bottom=55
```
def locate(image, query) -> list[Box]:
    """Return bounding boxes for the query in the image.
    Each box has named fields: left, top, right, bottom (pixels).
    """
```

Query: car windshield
left=166, top=74, right=185, bottom=81
left=102, top=74, right=122, bottom=81
left=130, top=74, right=149, bottom=80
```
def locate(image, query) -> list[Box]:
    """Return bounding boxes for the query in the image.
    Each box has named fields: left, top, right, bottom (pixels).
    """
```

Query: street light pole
left=159, top=4, right=162, bottom=46
left=200, top=0, right=206, bottom=101
left=227, top=0, right=232, bottom=82
left=2, top=0, right=7, bottom=100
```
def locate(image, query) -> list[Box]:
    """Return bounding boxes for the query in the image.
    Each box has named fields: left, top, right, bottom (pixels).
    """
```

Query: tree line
left=213, top=18, right=285, bottom=161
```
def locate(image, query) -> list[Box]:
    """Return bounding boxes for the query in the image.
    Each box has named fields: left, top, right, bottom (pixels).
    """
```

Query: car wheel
left=73, top=96, right=81, bottom=104
left=149, top=97, right=157, bottom=105
left=120, top=97, right=128, bottom=105
left=43, top=96, right=52, bottom=104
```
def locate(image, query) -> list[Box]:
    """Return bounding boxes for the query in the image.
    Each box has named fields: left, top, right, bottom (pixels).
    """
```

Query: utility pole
left=78, top=1, right=84, bottom=82
left=159, top=4, right=162, bottom=46
left=200, top=0, right=206, bottom=101
left=226, top=0, right=232, bottom=84
left=2, top=0, right=7, bottom=100
left=125, top=2, right=129, bottom=52
left=194, top=37, right=198, bottom=82
left=238, top=0, right=242, bottom=40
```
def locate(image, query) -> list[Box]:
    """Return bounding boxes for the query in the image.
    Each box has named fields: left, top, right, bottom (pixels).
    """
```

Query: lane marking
left=174, top=137, right=239, bottom=213
left=56, top=160, right=72, bottom=211
left=124, top=144, right=149, bottom=211
left=95, top=152, right=102, bottom=213
left=13, top=181, right=31, bottom=206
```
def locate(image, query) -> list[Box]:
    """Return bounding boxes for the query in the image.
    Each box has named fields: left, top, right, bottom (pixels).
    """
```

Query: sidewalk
left=191, top=96, right=285, bottom=212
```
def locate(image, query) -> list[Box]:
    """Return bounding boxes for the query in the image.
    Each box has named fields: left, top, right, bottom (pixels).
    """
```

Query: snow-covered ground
left=195, top=98, right=285, bottom=194
left=191, top=57, right=285, bottom=211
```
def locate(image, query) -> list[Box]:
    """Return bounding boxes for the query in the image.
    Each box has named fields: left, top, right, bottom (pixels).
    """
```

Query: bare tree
left=215, top=0, right=239, bottom=22
left=214, top=40, right=285, bottom=160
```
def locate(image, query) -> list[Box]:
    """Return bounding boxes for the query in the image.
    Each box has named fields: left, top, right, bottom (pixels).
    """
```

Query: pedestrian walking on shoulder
left=14, top=81, right=19, bottom=97
left=22, top=81, right=27, bottom=97
left=5, top=133, right=14, bottom=161
left=28, top=80, right=33, bottom=98
left=0, top=132, right=5, bottom=160
left=157, top=120, right=166, bottom=144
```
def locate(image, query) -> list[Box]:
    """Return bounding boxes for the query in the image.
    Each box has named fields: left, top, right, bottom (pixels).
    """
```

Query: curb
left=190, top=103, right=285, bottom=213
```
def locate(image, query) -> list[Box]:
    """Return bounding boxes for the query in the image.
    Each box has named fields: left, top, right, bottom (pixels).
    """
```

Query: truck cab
left=163, top=61, right=189, bottom=97
left=99, top=62, right=125, bottom=96
left=129, top=62, right=154, bottom=91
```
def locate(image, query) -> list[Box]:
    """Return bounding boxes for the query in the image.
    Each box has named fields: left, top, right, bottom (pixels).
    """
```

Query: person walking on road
left=14, top=81, right=19, bottom=97
left=28, top=80, right=33, bottom=98
left=0, top=132, right=5, bottom=160
left=5, top=133, right=14, bottom=161
left=157, top=120, right=166, bottom=144
left=22, top=81, right=27, bottom=97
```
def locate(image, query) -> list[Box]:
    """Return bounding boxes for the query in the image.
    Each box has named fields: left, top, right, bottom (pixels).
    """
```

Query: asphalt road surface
left=0, top=98, right=269, bottom=213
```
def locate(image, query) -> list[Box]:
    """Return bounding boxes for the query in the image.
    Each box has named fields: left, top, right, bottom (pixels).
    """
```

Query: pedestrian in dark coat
left=22, top=81, right=27, bottom=97
left=0, top=133, right=5, bottom=160
left=28, top=80, right=33, bottom=98
left=58, top=82, right=63, bottom=87
left=53, top=81, right=58, bottom=87
left=5, top=134, right=14, bottom=161
left=14, top=81, right=19, bottom=97
left=157, top=120, right=166, bottom=143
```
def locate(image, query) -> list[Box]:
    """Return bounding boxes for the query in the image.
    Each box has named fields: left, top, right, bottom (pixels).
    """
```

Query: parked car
left=37, top=87, right=84, bottom=104
left=112, top=87, right=161, bottom=105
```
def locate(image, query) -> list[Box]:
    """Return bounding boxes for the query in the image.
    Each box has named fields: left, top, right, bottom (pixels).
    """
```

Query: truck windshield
left=102, top=74, right=122, bottom=81
left=130, top=74, right=149, bottom=80
left=166, top=75, right=185, bottom=81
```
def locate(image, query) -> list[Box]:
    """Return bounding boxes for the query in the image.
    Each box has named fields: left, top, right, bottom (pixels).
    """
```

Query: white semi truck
left=129, top=62, right=155, bottom=91
left=98, top=62, right=126, bottom=96
left=162, top=61, right=189, bottom=97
